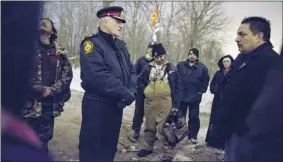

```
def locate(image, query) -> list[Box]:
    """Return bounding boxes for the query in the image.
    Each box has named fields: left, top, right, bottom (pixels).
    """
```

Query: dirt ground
left=49, top=91, right=224, bottom=161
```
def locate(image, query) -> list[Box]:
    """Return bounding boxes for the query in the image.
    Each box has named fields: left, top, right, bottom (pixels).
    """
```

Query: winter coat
left=177, top=60, right=210, bottom=103
left=205, top=55, right=234, bottom=149
left=216, top=42, right=281, bottom=140
left=80, top=28, right=137, bottom=104
left=235, top=47, right=283, bottom=161
left=22, top=42, right=73, bottom=118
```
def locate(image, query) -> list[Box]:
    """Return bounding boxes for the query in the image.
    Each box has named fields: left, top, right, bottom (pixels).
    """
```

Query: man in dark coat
left=2, top=1, right=54, bottom=161
left=79, top=6, right=137, bottom=161
left=215, top=16, right=282, bottom=161
left=235, top=50, right=283, bottom=161
left=177, top=48, right=210, bottom=144
left=128, top=42, right=155, bottom=142
left=205, top=55, right=234, bottom=150
left=233, top=44, right=283, bottom=161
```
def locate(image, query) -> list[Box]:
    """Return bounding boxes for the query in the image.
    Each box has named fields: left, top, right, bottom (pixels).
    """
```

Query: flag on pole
left=151, top=7, right=159, bottom=43
left=151, top=7, right=158, bottom=27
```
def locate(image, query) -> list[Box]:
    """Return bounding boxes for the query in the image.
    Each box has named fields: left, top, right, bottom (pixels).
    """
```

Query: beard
left=189, top=58, right=196, bottom=62
left=155, top=60, right=164, bottom=65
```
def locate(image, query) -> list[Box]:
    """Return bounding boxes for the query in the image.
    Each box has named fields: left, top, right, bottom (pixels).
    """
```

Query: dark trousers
left=131, top=92, right=144, bottom=132
left=25, top=105, right=55, bottom=152
left=205, top=128, right=225, bottom=150
left=79, top=96, right=123, bottom=162
left=180, top=101, right=200, bottom=139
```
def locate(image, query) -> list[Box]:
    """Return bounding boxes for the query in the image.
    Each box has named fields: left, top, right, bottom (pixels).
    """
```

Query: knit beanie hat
left=152, top=43, right=166, bottom=57
left=188, top=48, right=199, bottom=58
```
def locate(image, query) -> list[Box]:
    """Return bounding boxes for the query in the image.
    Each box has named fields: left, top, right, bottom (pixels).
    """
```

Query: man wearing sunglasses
left=79, top=6, right=137, bottom=161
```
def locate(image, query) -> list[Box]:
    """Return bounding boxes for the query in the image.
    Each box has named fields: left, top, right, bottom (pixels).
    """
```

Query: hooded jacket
left=210, top=55, right=234, bottom=94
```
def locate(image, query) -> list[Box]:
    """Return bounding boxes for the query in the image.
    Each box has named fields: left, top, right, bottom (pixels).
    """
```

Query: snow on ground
left=70, top=68, right=84, bottom=92
left=70, top=67, right=214, bottom=114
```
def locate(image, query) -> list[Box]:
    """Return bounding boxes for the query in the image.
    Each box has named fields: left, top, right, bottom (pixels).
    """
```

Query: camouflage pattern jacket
left=22, top=42, right=73, bottom=118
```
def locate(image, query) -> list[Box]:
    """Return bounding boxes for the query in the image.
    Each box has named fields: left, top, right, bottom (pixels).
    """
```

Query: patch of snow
left=200, top=91, right=214, bottom=114
left=70, top=68, right=84, bottom=92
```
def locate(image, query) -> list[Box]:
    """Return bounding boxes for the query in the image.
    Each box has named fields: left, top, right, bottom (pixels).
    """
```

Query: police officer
left=79, top=6, right=137, bottom=161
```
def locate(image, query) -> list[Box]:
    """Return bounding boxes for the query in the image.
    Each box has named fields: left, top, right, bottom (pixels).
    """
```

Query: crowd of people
left=2, top=2, right=282, bottom=162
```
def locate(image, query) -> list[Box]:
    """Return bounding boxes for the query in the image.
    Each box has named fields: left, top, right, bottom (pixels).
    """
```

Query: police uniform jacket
left=80, top=28, right=137, bottom=103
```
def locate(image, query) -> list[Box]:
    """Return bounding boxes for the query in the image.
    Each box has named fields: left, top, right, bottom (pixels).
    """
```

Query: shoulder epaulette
left=81, top=34, right=97, bottom=46
left=85, top=34, right=95, bottom=40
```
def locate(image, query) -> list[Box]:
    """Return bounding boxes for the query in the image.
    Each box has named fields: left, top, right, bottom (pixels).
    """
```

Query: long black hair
left=2, top=1, right=43, bottom=116
left=217, top=55, right=234, bottom=70
left=40, top=17, right=58, bottom=43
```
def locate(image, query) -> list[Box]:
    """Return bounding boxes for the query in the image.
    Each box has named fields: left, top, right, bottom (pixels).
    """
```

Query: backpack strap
left=160, top=63, right=171, bottom=80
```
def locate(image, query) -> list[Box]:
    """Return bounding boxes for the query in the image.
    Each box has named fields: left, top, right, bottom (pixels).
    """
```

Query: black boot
left=133, top=129, right=140, bottom=139
left=161, top=155, right=173, bottom=162
left=127, top=129, right=140, bottom=142
left=137, top=149, right=153, bottom=157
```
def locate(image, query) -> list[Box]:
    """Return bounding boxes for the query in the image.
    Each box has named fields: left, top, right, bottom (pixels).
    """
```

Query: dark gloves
left=117, top=100, right=127, bottom=109
left=117, top=92, right=136, bottom=109
left=124, top=92, right=136, bottom=105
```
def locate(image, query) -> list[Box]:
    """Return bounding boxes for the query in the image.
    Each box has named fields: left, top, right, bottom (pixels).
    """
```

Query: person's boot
left=137, top=149, right=153, bottom=157
left=190, top=138, right=198, bottom=144
left=161, top=154, right=173, bottom=162
left=127, top=129, right=140, bottom=142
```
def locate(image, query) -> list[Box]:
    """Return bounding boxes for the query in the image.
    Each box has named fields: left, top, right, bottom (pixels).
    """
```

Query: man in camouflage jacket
left=22, top=18, right=73, bottom=152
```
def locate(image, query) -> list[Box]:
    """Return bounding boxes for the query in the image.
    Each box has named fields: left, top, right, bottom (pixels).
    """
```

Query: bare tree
left=121, top=2, right=152, bottom=62
left=199, top=39, right=225, bottom=75
left=42, top=1, right=230, bottom=74
left=176, top=2, right=230, bottom=60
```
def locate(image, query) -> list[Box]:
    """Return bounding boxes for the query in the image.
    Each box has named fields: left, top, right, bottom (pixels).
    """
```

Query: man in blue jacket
left=79, top=6, right=137, bottom=161
left=177, top=48, right=210, bottom=144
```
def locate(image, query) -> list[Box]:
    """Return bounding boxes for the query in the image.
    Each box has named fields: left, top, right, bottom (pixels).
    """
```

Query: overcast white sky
left=220, top=2, right=282, bottom=58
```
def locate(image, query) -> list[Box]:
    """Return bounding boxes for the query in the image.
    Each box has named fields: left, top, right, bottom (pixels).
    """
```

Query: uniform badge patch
left=83, top=40, right=94, bottom=54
